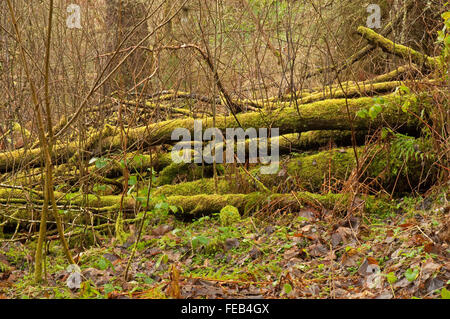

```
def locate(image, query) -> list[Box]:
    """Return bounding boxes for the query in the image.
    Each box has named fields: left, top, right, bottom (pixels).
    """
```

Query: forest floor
left=1, top=189, right=449, bottom=299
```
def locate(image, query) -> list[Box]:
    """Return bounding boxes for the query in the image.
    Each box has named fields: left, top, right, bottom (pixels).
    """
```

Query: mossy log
left=270, top=64, right=417, bottom=104
left=153, top=142, right=435, bottom=195
left=368, top=64, right=418, bottom=83
left=301, top=0, right=415, bottom=80
left=1, top=130, right=367, bottom=191
left=357, top=26, right=440, bottom=70
left=155, top=132, right=368, bottom=187
left=0, top=94, right=422, bottom=174
left=291, top=81, right=409, bottom=106
left=114, top=98, right=193, bottom=116
left=0, top=124, right=115, bottom=173
left=102, top=94, right=420, bottom=150
left=144, top=90, right=220, bottom=105
left=0, top=188, right=393, bottom=228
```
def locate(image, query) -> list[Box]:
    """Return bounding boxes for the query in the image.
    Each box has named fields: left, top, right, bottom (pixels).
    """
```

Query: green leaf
left=404, top=268, right=419, bottom=282
left=368, top=107, right=377, bottom=120
left=128, top=175, right=137, bottom=186
left=356, top=109, right=368, bottom=119
left=386, top=272, right=398, bottom=284
left=442, top=11, right=450, bottom=21
left=373, top=104, right=382, bottom=114
left=169, top=205, right=178, bottom=213
left=96, top=257, right=111, bottom=271
left=127, top=185, right=135, bottom=195
left=192, top=235, right=210, bottom=249
left=136, top=196, right=148, bottom=204
left=155, top=200, right=169, bottom=212
left=134, top=154, right=145, bottom=165
left=283, top=283, right=292, bottom=294
left=155, top=254, right=168, bottom=270
left=96, top=158, right=108, bottom=169
left=441, top=287, right=450, bottom=299
left=368, top=103, right=382, bottom=120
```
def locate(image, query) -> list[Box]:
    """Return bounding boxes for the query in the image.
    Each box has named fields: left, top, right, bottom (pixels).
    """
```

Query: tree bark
left=357, top=26, right=440, bottom=70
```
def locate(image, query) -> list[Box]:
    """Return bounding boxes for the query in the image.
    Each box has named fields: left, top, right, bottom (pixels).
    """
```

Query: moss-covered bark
left=107, top=94, right=420, bottom=149
left=357, top=26, right=440, bottom=69
left=0, top=188, right=394, bottom=228
left=292, top=81, right=407, bottom=105
left=117, top=98, right=192, bottom=116
left=0, top=94, right=420, bottom=174
left=153, top=142, right=435, bottom=195
left=0, top=124, right=115, bottom=173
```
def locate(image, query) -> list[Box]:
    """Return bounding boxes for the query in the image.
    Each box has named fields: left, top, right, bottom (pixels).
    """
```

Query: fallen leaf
left=421, top=259, right=441, bottom=281
left=308, top=243, right=328, bottom=257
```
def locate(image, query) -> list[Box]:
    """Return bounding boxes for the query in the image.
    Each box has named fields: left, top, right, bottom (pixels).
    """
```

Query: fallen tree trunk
left=0, top=188, right=392, bottom=228
left=2, top=130, right=367, bottom=189
left=0, top=124, right=115, bottom=173
left=104, top=94, right=421, bottom=150
left=0, top=94, right=422, bottom=174
left=291, top=81, right=414, bottom=106
left=153, top=142, right=435, bottom=195
left=246, top=65, right=418, bottom=106
left=356, top=26, right=440, bottom=70
left=302, top=0, right=416, bottom=80
left=113, top=98, right=193, bottom=116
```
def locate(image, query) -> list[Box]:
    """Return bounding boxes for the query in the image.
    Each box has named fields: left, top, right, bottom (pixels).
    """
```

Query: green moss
left=283, top=148, right=356, bottom=191
left=364, top=196, right=396, bottom=217
left=219, top=205, right=241, bottom=226
left=153, top=178, right=230, bottom=197
left=157, top=162, right=196, bottom=185
left=286, top=81, right=404, bottom=105
left=357, top=26, right=439, bottom=69
left=0, top=261, right=11, bottom=273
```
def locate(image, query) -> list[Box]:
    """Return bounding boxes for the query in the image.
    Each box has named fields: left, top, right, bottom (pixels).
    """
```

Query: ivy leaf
left=404, top=268, right=419, bottom=282
left=386, top=272, right=398, bottom=284
left=441, top=287, right=450, bottom=299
